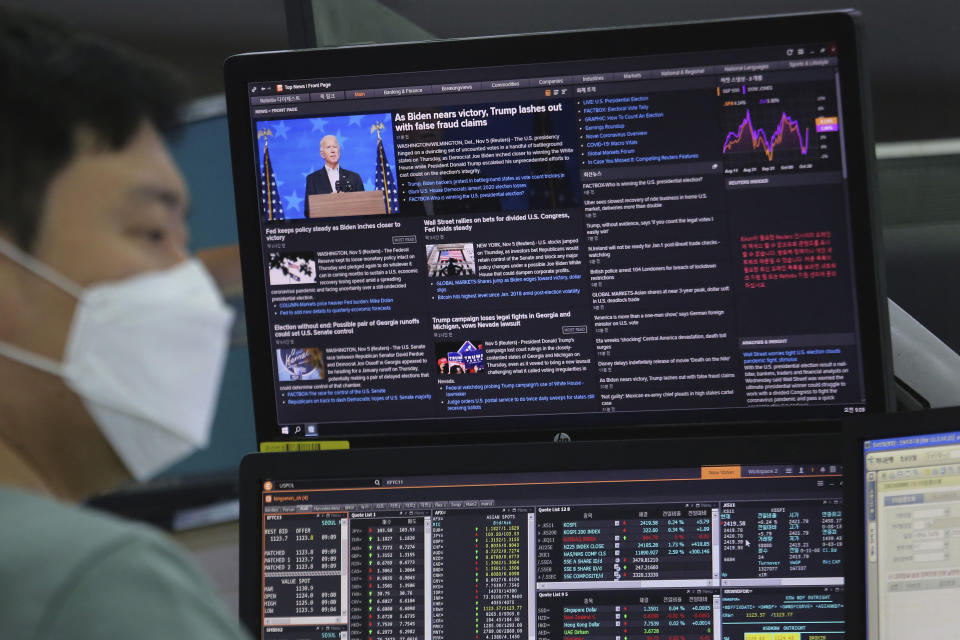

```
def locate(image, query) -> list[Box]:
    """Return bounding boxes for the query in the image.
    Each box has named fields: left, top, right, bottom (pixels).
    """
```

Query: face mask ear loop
left=0, top=340, right=63, bottom=377
left=0, top=236, right=84, bottom=299
left=0, top=237, right=80, bottom=377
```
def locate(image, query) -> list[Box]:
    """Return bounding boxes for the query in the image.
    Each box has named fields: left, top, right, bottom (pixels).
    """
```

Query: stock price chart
left=719, top=76, right=841, bottom=175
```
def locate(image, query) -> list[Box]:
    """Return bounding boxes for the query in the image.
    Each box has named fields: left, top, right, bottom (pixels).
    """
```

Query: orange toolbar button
left=701, top=465, right=741, bottom=479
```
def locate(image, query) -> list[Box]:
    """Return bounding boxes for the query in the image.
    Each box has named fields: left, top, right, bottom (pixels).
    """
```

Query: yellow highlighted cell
left=259, top=440, right=350, bottom=452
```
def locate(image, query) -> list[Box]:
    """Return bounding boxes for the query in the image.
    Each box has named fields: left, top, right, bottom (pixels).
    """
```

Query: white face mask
left=0, top=238, right=235, bottom=481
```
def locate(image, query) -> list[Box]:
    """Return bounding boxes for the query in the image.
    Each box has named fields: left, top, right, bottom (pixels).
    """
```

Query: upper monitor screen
left=257, top=460, right=844, bottom=639
left=863, top=430, right=960, bottom=639
left=239, top=29, right=881, bottom=442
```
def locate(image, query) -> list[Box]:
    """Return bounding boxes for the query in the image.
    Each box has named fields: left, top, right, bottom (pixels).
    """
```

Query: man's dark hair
left=0, top=8, right=186, bottom=249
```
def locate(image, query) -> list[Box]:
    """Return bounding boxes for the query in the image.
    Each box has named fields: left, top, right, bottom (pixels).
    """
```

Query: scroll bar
left=835, top=71, right=848, bottom=179
left=528, top=512, right=536, bottom=640
left=866, top=471, right=878, bottom=562
left=711, top=507, right=721, bottom=585
left=712, top=593, right=722, bottom=639
left=340, top=517, right=350, bottom=621
left=425, top=516, right=433, bottom=640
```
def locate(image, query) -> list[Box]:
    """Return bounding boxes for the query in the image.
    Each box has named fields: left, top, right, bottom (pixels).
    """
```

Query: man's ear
left=0, top=232, right=25, bottom=341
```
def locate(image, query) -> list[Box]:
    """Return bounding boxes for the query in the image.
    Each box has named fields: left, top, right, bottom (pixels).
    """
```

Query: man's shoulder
left=305, top=168, right=326, bottom=181
left=0, top=486, right=153, bottom=560
left=0, top=487, right=246, bottom=639
left=341, top=167, right=363, bottom=179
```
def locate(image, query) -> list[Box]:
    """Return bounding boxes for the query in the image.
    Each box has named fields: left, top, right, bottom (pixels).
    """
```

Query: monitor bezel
left=240, top=430, right=848, bottom=635
left=224, top=10, right=893, bottom=446
left=843, top=406, right=960, bottom=640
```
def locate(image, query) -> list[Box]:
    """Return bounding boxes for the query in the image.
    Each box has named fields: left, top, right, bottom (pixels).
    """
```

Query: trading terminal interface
left=257, top=462, right=844, bottom=639
left=863, top=430, right=960, bottom=639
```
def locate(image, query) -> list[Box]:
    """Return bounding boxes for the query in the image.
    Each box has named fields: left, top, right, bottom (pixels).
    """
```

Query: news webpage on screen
left=247, top=42, right=867, bottom=437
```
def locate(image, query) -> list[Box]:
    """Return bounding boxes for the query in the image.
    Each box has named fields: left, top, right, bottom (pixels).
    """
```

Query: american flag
left=261, top=141, right=284, bottom=221
left=374, top=136, right=399, bottom=215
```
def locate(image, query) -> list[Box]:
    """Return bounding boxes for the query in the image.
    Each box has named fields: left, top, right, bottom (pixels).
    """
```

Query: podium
left=307, top=190, right=385, bottom=218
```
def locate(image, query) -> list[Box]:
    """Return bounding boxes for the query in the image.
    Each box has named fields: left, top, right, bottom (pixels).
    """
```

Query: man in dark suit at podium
left=305, top=135, right=364, bottom=205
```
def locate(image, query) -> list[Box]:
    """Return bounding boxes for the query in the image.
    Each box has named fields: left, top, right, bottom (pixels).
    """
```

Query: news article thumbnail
left=436, top=340, right=485, bottom=374
left=255, top=113, right=398, bottom=220
left=268, top=252, right=318, bottom=286
left=393, top=98, right=581, bottom=216
left=426, top=243, right=476, bottom=278
left=277, top=347, right=326, bottom=381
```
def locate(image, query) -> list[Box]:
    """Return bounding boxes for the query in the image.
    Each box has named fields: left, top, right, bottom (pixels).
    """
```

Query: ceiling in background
left=0, top=0, right=289, bottom=99
left=379, top=0, right=960, bottom=142
left=2, top=0, right=957, bottom=141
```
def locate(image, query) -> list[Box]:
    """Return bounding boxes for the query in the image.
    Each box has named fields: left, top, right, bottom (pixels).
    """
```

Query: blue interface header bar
left=864, top=429, right=960, bottom=452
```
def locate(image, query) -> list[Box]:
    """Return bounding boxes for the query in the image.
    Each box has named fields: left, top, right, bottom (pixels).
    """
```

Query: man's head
left=0, top=9, right=187, bottom=253
left=320, top=135, right=341, bottom=168
left=0, top=9, right=191, bottom=499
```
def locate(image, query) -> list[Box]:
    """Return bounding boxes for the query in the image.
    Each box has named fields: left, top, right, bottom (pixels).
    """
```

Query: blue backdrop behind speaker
left=253, top=113, right=397, bottom=219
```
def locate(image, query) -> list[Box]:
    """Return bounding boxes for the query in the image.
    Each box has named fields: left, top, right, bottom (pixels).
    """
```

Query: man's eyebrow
left=131, top=184, right=189, bottom=212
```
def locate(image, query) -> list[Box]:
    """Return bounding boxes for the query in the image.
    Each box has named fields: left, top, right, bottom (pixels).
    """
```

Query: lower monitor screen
left=259, top=462, right=844, bottom=639
left=863, top=430, right=960, bottom=639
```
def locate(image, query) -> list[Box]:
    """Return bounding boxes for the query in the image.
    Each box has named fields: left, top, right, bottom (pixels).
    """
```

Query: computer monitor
left=239, top=434, right=848, bottom=639
left=849, top=407, right=960, bottom=639
left=224, top=11, right=891, bottom=447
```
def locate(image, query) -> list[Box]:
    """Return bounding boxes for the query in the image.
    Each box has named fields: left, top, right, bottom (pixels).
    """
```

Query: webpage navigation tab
left=251, top=94, right=309, bottom=105
left=382, top=85, right=432, bottom=97
left=484, top=78, right=530, bottom=90
left=786, top=56, right=836, bottom=69
left=578, top=73, right=612, bottom=84
left=433, top=82, right=481, bottom=93
left=345, top=88, right=379, bottom=99
left=531, top=76, right=568, bottom=87
left=720, top=61, right=778, bottom=73
left=309, top=90, right=345, bottom=101
left=655, top=65, right=713, bottom=78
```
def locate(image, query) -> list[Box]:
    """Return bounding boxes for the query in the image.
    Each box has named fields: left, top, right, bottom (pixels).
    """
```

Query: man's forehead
left=100, top=152, right=187, bottom=211
left=49, top=126, right=189, bottom=218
